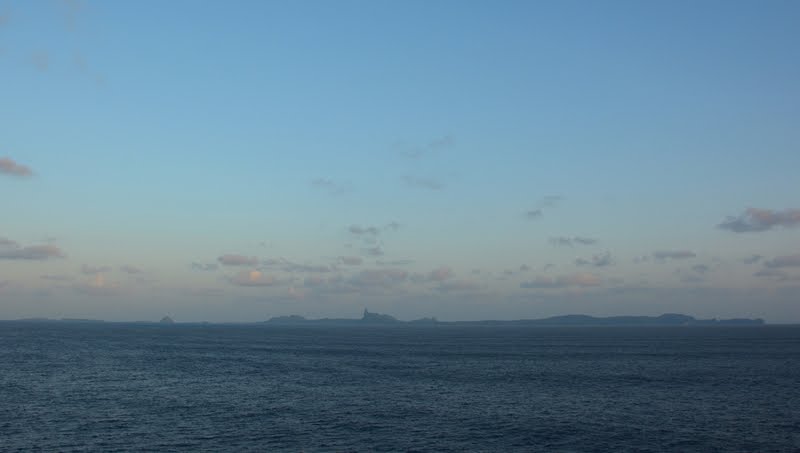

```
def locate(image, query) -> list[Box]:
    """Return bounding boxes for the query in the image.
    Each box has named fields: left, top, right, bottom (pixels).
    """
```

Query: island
left=262, top=310, right=765, bottom=326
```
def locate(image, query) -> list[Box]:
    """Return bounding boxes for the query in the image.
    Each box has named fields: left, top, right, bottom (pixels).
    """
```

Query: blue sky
left=1, top=0, right=799, bottom=322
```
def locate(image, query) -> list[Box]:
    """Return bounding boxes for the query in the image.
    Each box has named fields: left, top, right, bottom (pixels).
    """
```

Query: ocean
left=1, top=322, right=798, bottom=452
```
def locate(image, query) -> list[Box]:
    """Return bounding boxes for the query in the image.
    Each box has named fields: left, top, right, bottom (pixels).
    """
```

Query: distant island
left=7, top=310, right=765, bottom=326
left=263, top=309, right=764, bottom=326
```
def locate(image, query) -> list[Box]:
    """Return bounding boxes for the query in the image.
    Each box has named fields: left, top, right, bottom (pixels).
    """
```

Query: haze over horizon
left=2, top=1, right=799, bottom=322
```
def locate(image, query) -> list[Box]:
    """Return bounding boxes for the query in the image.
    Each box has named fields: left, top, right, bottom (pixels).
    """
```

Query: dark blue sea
left=1, top=322, right=798, bottom=452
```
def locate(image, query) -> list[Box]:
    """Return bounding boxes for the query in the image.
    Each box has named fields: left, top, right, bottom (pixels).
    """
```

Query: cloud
left=526, top=196, right=563, bottom=220
left=428, top=266, right=453, bottom=281
left=742, top=254, right=762, bottom=265
left=81, top=264, right=111, bottom=275
left=120, top=265, right=142, bottom=274
left=191, top=262, right=219, bottom=271
left=718, top=208, right=800, bottom=233
left=429, top=135, right=455, bottom=149
left=218, top=254, right=258, bottom=266
left=229, top=270, right=276, bottom=287
left=311, top=178, right=351, bottom=195
left=520, top=273, right=601, bottom=289
left=653, top=250, right=696, bottom=261
left=349, top=225, right=380, bottom=236
left=539, top=195, right=563, bottom=208
left=0, top=244, right=64, bottom=260
left=691, top=264, right=710, bottom=274
left=402, top=175, right=444, bottom=190
left=519, top=264, right=530, bottom=271
left=365, top=246, right=384, bottom=256
left=575, top=252, right=613, bottom=267
left=526, top=209, right=543, bottom=220
left=339, top=256, right=363, bottom=266
left=41, top=274, right=73, bottom=281
left=0, top=157, right=33, bottom=177
left=764, top=254, right=800, bottom=268
left=280, top=262, right=333, bottom=273
left=551, top=235, right=598, bottom=247
left=753, top=268, right=789, bottom=280
left=0, top=238, right=19, bottom=247
left=398, top=135, right=454, bottom=159
left=0, top=9, right=9, bottom=27
left=376, top=259, right=414, bottom=266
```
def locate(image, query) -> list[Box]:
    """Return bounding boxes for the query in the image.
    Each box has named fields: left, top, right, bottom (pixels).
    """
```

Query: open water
left=1, top=322, right=798, bottom=452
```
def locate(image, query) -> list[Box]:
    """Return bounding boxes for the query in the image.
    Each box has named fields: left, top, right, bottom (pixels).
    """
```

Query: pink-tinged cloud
left=0, top=157, right=33, bottom=177
left=520, top=273, right=601, bottom=289
left=218, top=254, right=258, bottom=266
left=428, top=266, right=453, bottom=281
left=764, top=254, right=800, bottom=268
left=229, top=270, right=276, bottom=286
left=718, top=208, right=800, bottom=233
left=0, top=244, right=64, bottom=260
left=339, top=256, right=363, bottom=265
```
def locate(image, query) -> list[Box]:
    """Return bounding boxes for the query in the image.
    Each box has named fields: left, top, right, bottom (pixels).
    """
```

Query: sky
left=1, top=0, right=799, bottom=322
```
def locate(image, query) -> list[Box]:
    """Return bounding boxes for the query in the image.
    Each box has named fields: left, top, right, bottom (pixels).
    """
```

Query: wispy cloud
left=41, top=274, right=73, bottom=281
left=349, top=225, right=380, bottom=236
left=339, top=256, right=363, bottom=266
left=526, top=209, right=543, bottom=220
left=653, top=250, right=696, bottom=261
left=575, top=252, right=613, bottom=267
left=0, top=244, right=64, bottom=260
left=217, top=254, right=259, bottom=266
left=0, top=157, right=33, bottom=177
left=311, top=178, right=351, bottom=195
left=718, top=208, right=800, bottom=233
left=764, top=254, right=800, bottom=268
left=191, top=262, right=219, bottom=271
left=525, top=196, right=563, bottom=221
left=120, top=265, right=143, bottom=274
left=0, top=238, right=19, bottom=247
left=753, top=268, right=790, bottom=280
left=365, top=246, right=384, bottom=256
left=539, top=195, right=563, bottom=208
left=550, top=236, right=598, bottom=247
left=402, top=175, right=444, bottom=190
left=520, top=273, right=601, bottom=289
left=743, top=254, right=763, bottom=265
left=397, top=135, right=455, bottom=159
